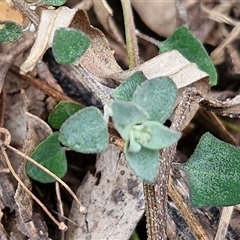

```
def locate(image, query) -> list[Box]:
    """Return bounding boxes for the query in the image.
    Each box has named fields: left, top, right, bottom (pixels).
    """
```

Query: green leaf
left=125, top=143, right=159, bottom=184
left=58, top=107, right=109, bottom=153
left=184, top=132, right=240, bottom=207
left=48, top=101, right=83, bottom=129
left=52, top=28, right=90, bottom=64
left=132, top=77, right=177, bottom=123
left=42, top=0, right=66, bottom=6
left=111, top=100, right=149, bottom=140
left=0, top=21, right=22, bottom=43
left=160, top=26, right=217, bottom=86
left=26, top=132, right=67, bottom=183
left=132, top=121, right=181, bottom=150
left=112, top=71, right=146, bottom=101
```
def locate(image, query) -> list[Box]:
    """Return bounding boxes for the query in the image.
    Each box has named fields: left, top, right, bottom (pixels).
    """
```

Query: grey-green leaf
left=132, top=77, right=177, bottom=123
left=26, top=132, right=67, bottom=183
left=160, top=26, right=217, bottom=86
left=112, top=71, right=146, bottom=101
left=48, top=101, right=83, bottom=129
left=125, top=143, right=159, bottom=184
left=0, top=21, right=22, bottom=43
left=111, top=100, right=149, bottom=140
left=132, top=121, right=181, bottom=150
left=53, top=28, right=90, bottom=64
left=184, top=132, right=240, bottom=207
left=58, top=107, right=109, bottom=153
left=42, top=0, right=66, bottom=6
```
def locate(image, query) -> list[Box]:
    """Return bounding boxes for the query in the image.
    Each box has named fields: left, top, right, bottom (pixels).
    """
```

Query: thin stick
left=120, top=0, right=140, bottom=68
left=11, top=0, right=40, bottom=26
left=10, top=65, right=81, bottom=105
left=168, top=176, right=210, bottom=240
left=1, top=137, right=86, bottom=214
left=0, top=128, right=86, bottom=213
left=144, top=183, right=158, bottom=240
left=135, top=29, right=160, bottom=47
left=154, top=87, right=196, bottom=239
left=0, top=146, right=67, bottom=230
left=0, top=83, right=6, bottom=127
left=214, top=206, right=234, bottom=240
left=55, top=182, right=64, bottom=222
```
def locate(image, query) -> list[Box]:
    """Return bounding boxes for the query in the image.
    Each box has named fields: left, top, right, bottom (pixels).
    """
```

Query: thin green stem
left=120, top=0, right=140, bottom=68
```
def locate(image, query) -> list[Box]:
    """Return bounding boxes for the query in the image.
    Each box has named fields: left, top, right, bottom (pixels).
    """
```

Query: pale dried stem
left=55, top=182, right=65, bottom=222
left=214, top=206, right=234, bottom=240
left=135, top=30, right=159, bottom=47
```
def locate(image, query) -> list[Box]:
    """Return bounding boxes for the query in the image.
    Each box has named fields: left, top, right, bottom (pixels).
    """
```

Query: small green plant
left=3, top=19, right=240, bottom=208
left=28, top=75, right=181, bottom=184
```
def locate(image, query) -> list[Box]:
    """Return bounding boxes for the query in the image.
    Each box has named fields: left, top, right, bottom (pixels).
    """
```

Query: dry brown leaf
left=131, top=0, right=178, bottom=37
left=20, top=7, right=77, bottom=73
left=66, top=144, right=144, bottom=240
left=69, top=0, right=93, bottom=10
left=70, top=9, right=122, bottom=77
left=92, top=0, right=124, bottom=44
left=0, top=36, right=33, bottom=94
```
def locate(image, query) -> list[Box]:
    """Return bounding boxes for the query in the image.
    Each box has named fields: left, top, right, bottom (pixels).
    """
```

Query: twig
left=144, top=183, right=158, bottom=240
left=120, top=0, right=140, bottom=68
left=0, top=128, right=87, bottom=214
left=214, top=206, right=234, bottom=240
left=135, top=29, right=160, bottom=47
left=198, top=94, right=240, bottom=118
left=10, top=65, right=81, bottom=105
left=55, top=182, right=64, bottom=222
left=154, top=87, right=196, bottom=239
left=0, top=83, right=7, bottom=127
left=168, top=176, right=210, bottom=240
left=11, top=0, right=40, bottom=27
left=0, top=145, right=67, bottom=231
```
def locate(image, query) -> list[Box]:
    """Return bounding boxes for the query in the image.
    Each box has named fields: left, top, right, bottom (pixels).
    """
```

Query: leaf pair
left=112, top=76, right=181, bottom=183
left=27, top=102, right=108, bottom=183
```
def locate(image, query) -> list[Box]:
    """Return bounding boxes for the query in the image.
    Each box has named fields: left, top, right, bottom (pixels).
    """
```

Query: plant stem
left=120, top=2, right=158, bottom=238
left=143, top=183, right=158, bottom=240
left=154, top=87, right=196, bottom=239
left=120, top=0, right=140, bottom=68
